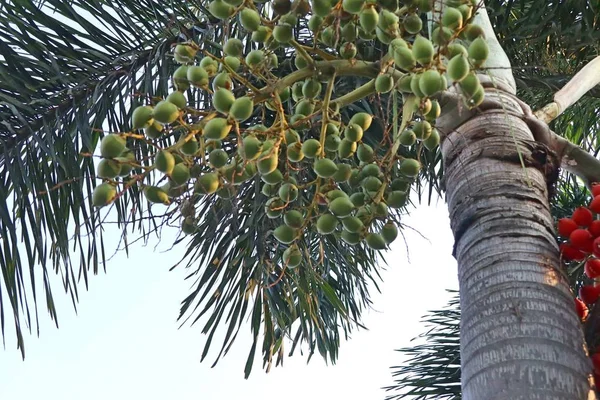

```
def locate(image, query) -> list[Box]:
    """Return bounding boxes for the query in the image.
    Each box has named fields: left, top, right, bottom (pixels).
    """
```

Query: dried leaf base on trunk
left=441, top=89, right=595, bottom=400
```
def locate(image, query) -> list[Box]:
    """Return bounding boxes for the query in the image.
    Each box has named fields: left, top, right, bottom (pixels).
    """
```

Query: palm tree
left=1, top=0, right=600, bottom=397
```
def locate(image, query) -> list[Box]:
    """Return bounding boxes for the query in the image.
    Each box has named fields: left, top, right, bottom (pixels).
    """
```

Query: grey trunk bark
left=440, top=88, right=595, bottom=399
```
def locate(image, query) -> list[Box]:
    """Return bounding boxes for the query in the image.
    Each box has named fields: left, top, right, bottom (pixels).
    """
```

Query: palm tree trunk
left=440, top=88, right=595, bottom=399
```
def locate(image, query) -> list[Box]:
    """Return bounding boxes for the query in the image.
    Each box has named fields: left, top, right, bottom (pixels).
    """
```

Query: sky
left=0, top=200, right=458, bottom=400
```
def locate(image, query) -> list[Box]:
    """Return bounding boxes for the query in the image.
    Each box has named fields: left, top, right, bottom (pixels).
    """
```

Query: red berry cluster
left=558, top=184, right=600, bottom=317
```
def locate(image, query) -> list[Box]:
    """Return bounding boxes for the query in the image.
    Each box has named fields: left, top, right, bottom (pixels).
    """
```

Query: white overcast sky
left=0, top=199, right=458, bottom=400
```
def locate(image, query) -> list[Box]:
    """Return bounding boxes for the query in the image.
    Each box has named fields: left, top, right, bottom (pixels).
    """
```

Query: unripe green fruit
left=284, top=210, right=304, bottom=228
left=203, top=118, right=232, bottom=140
left=419, top=70, right=443, bottom=97
left=447, top=54, right=470, bottom=82
left=339, top=42, right=357, bottom=59
left=261, top=169, right=284, bottom=184
left=338, top=139, right=357, bottom=158
left=442, top=7, right=463, bottom=30
left=97, top=159, right=121, bottom=179
left=333, top=163, right=352, bottom=182
left=320, top=26, right=336, bottom=47
left=173, top=66, right=190, bottom=91
left=397, top=74, right=413, bottom=93
left=399, top=129, right=417, bottom=146
left=261, top=183, right=277, bottom=197
left=279, top=183, right=299, bottom=202
left=329, top=197, right=354, bottom=217
left=379, top=0, right=398, bottom=11
left=154, top=150, right=176, bottom=174
left=357, top=143, right=374, bottom=163
left=195, top=173, right=220, bottom=194
left=174, top=44, right=197, bottom=63
left=342, top=0, right=365, bottom=14
left=302, top=139, right=322, bottom=158
left=366, top=232, right=387, bottom=250
left=324, top=133, right=341, bottom=152
left=359, top=7, right=379, bottom=32
left=212, top=72, right=233, bottom=90
left=341, top=230, right=361, bottom=245
left=403, top=13, right=422, bottom=34
left=115, top=151, right=136, bottom=176
left=239, top=8, right=261, bottom=31
left=187, top=66, right=209, bottom=88
left=342, top=216, right=364, bottom=233
left=400, top=158, right=421, bottom=177
left=350, top=192, right=366, bottom=207
left=178, top=138, right=197, bottom=156
left=342, top=22, right=358, bottom=42
left=291, top=81, right=304, bottom=101
left=200, top=57, right=219, bottom=76
left=314, top=158, right=339, bottom=178
left=213, top=88, right=236, bottom=114
left=375, top=74, right=394, bottom=93
left=410, top=73, right=425, bottom=98
left=391, top=178, right=410, bottom=191
left=287, top=142, right=305, bottom=162
left=464, top=24, right=485, bottom=41
left=344, top=123, right=363, bottom=142
left=302, top=79, right=322, bottom=98
left=447, top=43, right=468, bottom=59
left=216, top=186, right=236, bottom=199
left=412, top=35, right=434, bottom=65
left=245, top=50, right=265, bottom=68
left=378, top=9, right=399, bottom=31
left=229, top=97, right=254, bottom=121
left=392, top=46, right=416, bottom=70
left=167, top=91, right=187, bottom=109
left=100, top=134, right=126, bottom=158
left=423, top=128, right=440, bottom=150
left=272, top=0, right=292, bottom=15
left=361, top=163, right=381, bottom=178
left=273, top=23, right=293, bottom=43
left=266, top=198, right=285, bottom=218
left=171, top=164, right=190, bottom=186
left=295, top=54, right=309, bottom=69
left=312, top=0, right=332, bottom=17
left=375, top=26, right=394, bottom=44
left=468, top=37, right=489, bottom=67
left=308, top=15, right=323, bottom=32
left=153, top=101, right=179, bottom=124
left=381, top=223, right=398, bottom=244
left=273, top=225, right=297, bottom=244
left=144, top=121, right=163, bottom=139
left=424, top=100, right=441, bottom=121
left=209, top=148, right=229, bottom=168
left=92, top=183, right=116, bottom=207
left=361, top=176, right=382, bottom=192
left=252, top=26, right=272, bottom=43
left=431, top=26, right=453, bottom=46
left=224, top=38, right=243, bottom=57
left=208, top=0, right=235, bottom=19
left=144, top=186, right=170, bottom=204
left=257, top=151, right=279, bottom=175
left=325, top=189, right=348, bottom=201
left=386, top=190, right=407, bottom=208
left=242, top=136, right=262, bottom=160
left=280, top=12, right=297, bottom=25
left=413, top=120, right=432, bottom=140
left=224, top=56, right=241, bottom=71
left=350, top=112, right=373, bottom=130
left=295, top=99, right=315, bottom=116
left=317, top=213, right=338, bottom=234
left=131, top=106, right=154, bottom=130
left=465, top=85, right=485, bottom=108
left=460, top=73, right=480, bottom=96
left=283, top=245, right=302, bottom=267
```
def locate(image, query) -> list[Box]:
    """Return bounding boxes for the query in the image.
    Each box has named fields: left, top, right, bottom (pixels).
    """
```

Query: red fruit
left=594, top=237, right=600, bottom=258
left=570, top=229, right=593, bottom=250
left=573, top=207, right=594, bottom=227
left=592, top=353, right=600, bottom=374
left=591, top=196, right=600, bottom=214
left=558, top=218, right=578, bottom=237
left=590, top=220, right=600, bottom=237
left=579, top=285, right=600, bottom=304
left=560, top=243, right=586, bottom=261
left=586, top=258, right=600, bottom=279
left=575, top=297, right=589, bottom=321
left=592, top=183, right=600, bottom=197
